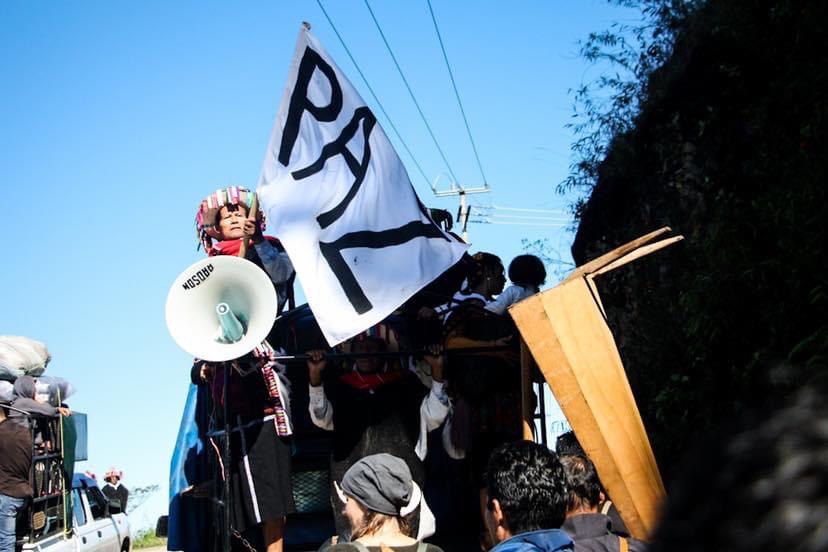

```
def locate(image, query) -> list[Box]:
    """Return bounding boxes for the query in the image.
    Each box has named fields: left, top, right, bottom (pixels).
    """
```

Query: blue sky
left=1, top=0, right=640, bottom=530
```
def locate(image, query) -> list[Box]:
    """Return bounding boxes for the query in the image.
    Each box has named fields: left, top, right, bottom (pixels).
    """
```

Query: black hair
left=222, top=202, right=246, bottom=213
left=560, top=455, right=602, bottom=511
left=555, top=431, right=584, bottom=457
left=218, top=202, right=248, bottom=219
left=508, top=255, right=546, bottom=287
left=467, top=252, right=504, bottom=290
left=486, top=440, right=568, bottom=535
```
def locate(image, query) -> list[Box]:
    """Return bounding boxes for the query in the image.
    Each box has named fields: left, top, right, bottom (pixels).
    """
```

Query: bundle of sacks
left=0, top=336, right=74, bottom=403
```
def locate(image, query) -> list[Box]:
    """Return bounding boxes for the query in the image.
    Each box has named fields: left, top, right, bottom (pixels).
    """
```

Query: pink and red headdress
left=195, top=186, right=265, bottom=251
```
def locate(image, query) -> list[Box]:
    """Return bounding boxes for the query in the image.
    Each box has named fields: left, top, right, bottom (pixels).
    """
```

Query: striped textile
left=251, top=342, right=292, bottom=437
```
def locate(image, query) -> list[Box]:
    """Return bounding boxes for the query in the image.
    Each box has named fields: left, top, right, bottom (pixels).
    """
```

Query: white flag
left=257, top=27, right=468, bottom=346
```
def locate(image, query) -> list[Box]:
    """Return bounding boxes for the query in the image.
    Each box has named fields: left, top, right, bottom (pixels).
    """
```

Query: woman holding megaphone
left=177, top=186, right=297, bottom=552
left=196, top=185, right=296, bottom=314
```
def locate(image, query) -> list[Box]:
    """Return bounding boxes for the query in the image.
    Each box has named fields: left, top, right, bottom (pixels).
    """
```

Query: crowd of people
left=172, top=185, right=828, bottom=552
left=308, top=438, right=643, bottom=552
left=170, top=186, right=561, bottom=552
left=4, top=183, right=825, bottom=552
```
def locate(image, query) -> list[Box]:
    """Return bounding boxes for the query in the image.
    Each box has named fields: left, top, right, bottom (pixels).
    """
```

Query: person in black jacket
left=101, top=468, right=129, bottom=512
left=306, top=325, right=448, bottom=539
left=556, top=432, right=630, bottom=539
left=560, top=455, right=647, bottom=552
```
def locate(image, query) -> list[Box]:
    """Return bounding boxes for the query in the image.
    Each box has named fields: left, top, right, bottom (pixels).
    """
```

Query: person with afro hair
left=485, top=255, right=546, bottom=315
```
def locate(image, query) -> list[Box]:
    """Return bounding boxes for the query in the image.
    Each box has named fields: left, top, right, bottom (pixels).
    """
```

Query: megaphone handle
left=238, top=193, right=259, bottom=259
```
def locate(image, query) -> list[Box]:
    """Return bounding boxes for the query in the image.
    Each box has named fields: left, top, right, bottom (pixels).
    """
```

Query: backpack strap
left=619, top=536, right=628, bottom=552
left=601, top=500, right=613, bottom=515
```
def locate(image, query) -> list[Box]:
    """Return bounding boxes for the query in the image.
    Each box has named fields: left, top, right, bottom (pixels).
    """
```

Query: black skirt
left=229, top=417, right=295, bottom=532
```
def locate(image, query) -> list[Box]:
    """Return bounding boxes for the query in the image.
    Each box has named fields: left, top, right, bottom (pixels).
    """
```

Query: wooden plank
left=585, top=274, right=607, bottom=320
left=521, top=339, right=535, bottom=441
left=591, top=236, right=684, bottom=277
left=510, top=282, right=665, bottom=539
left=563, top=226, right=672, bottom=283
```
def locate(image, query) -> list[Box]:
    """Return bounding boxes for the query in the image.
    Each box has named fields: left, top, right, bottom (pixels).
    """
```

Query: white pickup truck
left=21, top=473, right=131, bottom=552
left=6, top=402, right=132, bottom=552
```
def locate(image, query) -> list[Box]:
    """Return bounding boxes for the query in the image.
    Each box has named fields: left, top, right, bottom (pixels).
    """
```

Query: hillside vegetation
left=567, top=0, right=828, bottom=473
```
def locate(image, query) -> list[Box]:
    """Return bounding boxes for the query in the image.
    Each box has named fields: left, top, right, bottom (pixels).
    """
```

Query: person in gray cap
left=320, top=453, right=444, bottom=552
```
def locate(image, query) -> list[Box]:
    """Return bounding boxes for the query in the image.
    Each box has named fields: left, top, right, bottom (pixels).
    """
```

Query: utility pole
left=431, top=175, right=489, bottom=242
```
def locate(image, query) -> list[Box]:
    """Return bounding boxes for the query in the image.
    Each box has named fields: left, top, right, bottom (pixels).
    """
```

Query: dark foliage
left=650, top=381, right=828, bottom=551
left=567, top=0, right=828, bottom=474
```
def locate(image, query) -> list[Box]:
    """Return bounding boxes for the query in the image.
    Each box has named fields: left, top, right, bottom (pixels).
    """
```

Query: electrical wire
left=468, top=219, right=569, bottom=227
left=426, top=0, right=489, bottom=188
left=363, top=0, right=460, bottom=186
left=489, top=205, right=570, bottom=214
left=468, top=194, right=493, bottom=215
left=470, top=205, right=572, bottom=223
left=315, top=0, right=432, bottom=187
left=482, top=214, right=572, bottom=222
left=470, top=214, right=571, bottom=222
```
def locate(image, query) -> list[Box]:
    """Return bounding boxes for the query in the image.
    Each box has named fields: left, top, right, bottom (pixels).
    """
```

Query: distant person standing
left=102, top=468, right=129, bottom=512
left=0, top=404, right=33, bottom=552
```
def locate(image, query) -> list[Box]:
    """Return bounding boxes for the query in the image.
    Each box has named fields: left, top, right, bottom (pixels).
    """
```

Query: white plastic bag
left=0, top=380, right=13, bottom=402
left=34, top=376, right=76, bottom=403
left=0, top=336, right=51, bottom=381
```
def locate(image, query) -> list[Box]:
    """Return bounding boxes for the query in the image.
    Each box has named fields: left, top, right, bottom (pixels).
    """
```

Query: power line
left=469, top=197, right=493, bottom=211
left=480, top=214, right=572, bottom=222
left=426, top=0, right=489, bottom=188
left=469, top=219, right=569, bottom=227
left=472, top=205, right=572, bottom=221
left=470, top=213, right=571, bottom=221
left=315, top=0, right=431, bottom=187
left=363, top=0, right=460, bottom=186
left=487, top=205, right=570, bottom=215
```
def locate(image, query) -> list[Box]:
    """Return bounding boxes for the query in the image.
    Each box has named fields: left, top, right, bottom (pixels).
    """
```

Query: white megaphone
left=165, top=256, right=277, bottom=362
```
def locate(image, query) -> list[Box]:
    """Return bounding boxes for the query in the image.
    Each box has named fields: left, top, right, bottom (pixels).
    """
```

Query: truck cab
left=21, top=474, right=130, bottom=552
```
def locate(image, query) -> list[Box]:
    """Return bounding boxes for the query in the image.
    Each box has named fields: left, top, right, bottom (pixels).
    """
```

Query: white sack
left=0, top=336, right=51, bottom=381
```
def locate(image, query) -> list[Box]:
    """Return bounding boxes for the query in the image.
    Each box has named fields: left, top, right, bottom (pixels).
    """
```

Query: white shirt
left=308, top=374, right=449, bottom=461
left=484, top=284, right=539, bottom=315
